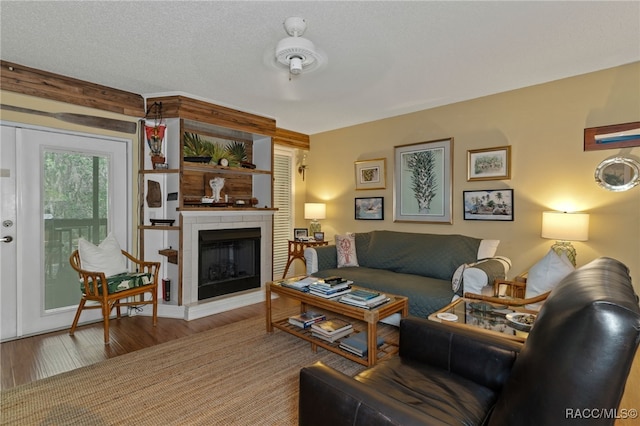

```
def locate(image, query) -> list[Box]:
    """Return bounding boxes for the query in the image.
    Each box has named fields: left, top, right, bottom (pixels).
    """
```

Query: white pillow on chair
left=78, top=233, right=128, bottom=277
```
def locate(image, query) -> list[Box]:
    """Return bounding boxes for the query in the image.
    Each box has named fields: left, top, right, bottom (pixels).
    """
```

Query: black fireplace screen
left=198, top=228, right=260, bottom=300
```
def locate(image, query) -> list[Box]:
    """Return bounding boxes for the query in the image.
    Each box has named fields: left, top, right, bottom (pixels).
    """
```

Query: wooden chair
left=465, top=275, right=551, bottom=308
left=69, top=250, right=159, bottom=344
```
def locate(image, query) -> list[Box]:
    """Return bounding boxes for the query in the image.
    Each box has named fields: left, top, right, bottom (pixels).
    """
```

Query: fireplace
left=198, top=228, right=260, bottom=300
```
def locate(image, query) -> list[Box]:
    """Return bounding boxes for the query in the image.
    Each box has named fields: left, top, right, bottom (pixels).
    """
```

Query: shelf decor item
left=144, top=102, right=166, bottom=168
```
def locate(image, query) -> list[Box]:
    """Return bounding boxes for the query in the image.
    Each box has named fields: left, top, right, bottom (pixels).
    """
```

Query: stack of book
left=308, top=280, right=353, bottom=298
left=280, top=276, right=321, bottom=292
left=339, top=332, right=384, bottom=357
left=339, top=289, right=390, bottom=309
left=288, top=311, right=326, bottom=329
left=310, top=318, right=353, bottom=343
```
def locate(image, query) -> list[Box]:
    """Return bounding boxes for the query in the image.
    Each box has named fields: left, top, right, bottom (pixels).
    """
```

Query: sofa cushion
left=336, top=233, right=359, bottom=268
left=355, top=231, right=481, bottom=280
left=355, top=357, right=497, bottom=425
left=313, top=267, right=453, bottom=317
left=80, top=272, right=154, bottom=294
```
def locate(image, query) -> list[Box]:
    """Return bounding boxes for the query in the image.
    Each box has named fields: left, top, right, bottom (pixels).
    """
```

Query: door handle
left=0, top=236, right=13, bottom=243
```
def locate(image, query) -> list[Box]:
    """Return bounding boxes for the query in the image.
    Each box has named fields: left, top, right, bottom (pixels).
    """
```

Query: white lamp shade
left=541, top=211, right=589, bottom=241
left=304, top=203, right=326, bottom=220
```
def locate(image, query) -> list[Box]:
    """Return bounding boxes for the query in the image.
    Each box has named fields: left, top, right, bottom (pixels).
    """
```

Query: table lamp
left=304, top=203, right=326, bottom=234
left=541, top=211, right=589, bottom=266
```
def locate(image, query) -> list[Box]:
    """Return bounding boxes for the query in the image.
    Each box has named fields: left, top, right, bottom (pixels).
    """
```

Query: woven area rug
left=1, top=313, right=373, bottom=425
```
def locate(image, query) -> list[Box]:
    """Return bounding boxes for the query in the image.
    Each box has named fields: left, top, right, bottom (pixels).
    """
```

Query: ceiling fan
left=274, top=17, right=326, bottom=77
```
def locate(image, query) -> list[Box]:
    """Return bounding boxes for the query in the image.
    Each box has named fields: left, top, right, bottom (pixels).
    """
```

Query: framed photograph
left=293, top=228, right=308, bottom=240
left=313, top=232, right=325, bottom=241
left=584, top=121, right=640, bottom=151
left=463, top=189, right=514, bottom=221
left=393, top=138, right=453, bottom=224
left=355, top=158, right=386, bottom=190
left=467, top=146, right=511, bottom=181
left=355, top=197, right=384, bottom=220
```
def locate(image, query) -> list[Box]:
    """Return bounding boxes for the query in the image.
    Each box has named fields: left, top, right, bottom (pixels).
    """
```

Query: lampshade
left=304, top=203, right=326, bottom=220
left=541, top=211, right=589, bottom=241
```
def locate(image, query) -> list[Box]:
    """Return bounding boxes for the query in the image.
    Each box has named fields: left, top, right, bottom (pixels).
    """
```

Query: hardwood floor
left=1, top=298, right=296, bottom=390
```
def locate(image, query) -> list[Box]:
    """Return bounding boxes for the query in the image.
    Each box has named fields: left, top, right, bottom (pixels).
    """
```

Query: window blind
left=273, top=149, right=293, bottom=279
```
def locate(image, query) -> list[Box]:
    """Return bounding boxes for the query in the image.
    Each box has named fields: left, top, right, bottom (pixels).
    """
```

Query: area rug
left=1, top=313, right=373, bottom=425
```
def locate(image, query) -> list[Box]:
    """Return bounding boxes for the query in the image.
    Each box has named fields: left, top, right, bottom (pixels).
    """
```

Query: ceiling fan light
left=289, top=56, right=303, bottom=74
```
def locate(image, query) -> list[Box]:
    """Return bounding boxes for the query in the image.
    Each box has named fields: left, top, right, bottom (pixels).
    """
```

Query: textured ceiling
left=1, top=1, right=639, bottom=135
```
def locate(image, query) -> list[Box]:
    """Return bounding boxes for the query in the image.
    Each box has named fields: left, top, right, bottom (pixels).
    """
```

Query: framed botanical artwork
left=467, top=146, right=511, bottom=181
left=584, top=121, right=640, bottom=151
left=355, top=158, right=386, bottom=190
left=393, top=138, right=453, bottom=224
left=293, top=228, right=308, bottom=240
left=355, top=197, right=384, bottom=220
left=463, top=189, right=514, bottom=221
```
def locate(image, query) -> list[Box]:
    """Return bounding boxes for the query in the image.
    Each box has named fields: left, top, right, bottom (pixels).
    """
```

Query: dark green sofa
left=304, top=230, right=505, bottom=318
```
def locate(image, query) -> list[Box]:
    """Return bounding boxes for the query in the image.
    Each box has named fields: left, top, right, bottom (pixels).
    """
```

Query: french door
left=0, top=124, right=130, bottom=340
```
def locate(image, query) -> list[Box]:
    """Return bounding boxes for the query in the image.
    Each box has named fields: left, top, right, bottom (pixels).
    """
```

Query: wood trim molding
left=274, top=127, right=310, bottom=150
left=148, top=95, right=277, bottom=137
left=0, top=60, right=144, bottom=117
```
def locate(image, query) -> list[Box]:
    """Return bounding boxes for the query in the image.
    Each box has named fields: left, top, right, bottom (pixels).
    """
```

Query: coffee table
left=266, top=280, right=409, bottom=366
left=429, top=298, right=536, bottom=343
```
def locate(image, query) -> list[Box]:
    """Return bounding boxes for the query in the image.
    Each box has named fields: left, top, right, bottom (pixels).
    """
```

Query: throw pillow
left=525, top=249, right=574, bottom=310
left=336, top=233, right=359, bottom=268
left=477, top=239, right=500, bottom=259
left=78, top=233, right=128, bottom=277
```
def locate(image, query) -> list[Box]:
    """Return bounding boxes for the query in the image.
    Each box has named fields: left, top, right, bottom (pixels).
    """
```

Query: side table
left=282, top=240, right=329, bottom=278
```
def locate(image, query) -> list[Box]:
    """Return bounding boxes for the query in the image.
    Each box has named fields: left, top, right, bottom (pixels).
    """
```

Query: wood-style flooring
left=1, top=298, right=296, bottom=390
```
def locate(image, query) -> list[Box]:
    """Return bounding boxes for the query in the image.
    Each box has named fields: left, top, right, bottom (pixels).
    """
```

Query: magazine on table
left=288, top=311, right=326, bottom=328
left=339, top=332, right=384, bottom=357
left=311, top=318, right=352, bottom=336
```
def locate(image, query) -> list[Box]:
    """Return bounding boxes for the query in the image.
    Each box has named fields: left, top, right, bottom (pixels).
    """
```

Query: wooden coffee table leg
left=367, top=321, right=376, bottom=367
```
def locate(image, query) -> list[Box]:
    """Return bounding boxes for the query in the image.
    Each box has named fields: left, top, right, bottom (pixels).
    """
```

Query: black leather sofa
left=299, top=257, right=640, bottom=425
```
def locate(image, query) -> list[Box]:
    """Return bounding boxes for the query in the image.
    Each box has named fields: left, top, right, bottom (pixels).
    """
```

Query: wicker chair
left=69, top=249, right=159, bottom=344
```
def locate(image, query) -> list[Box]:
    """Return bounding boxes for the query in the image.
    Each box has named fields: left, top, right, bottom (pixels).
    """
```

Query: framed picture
left=584, top=121, right=640, bottom=151
left=463, top=189, right=514, bottom=221
left=467, top=146, right=511, bottom=181
left=393, top=138, right=453, bottom=224
left=313, top=232, right=325, bottom=241
left=293, top=228, right=308, bottom=240
left=355, top=158, right=386, bottom=190
left=355, top=197, right=384, bottom=220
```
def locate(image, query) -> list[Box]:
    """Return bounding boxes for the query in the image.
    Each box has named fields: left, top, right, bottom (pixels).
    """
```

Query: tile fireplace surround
left=156, top=210, right=275, bottom=321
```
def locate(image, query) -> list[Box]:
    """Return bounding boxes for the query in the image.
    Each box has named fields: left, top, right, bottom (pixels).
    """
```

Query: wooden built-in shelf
left=183, top=163, right=271, bottom=175
left=139, top=169, right=180, bottom=174
left=138, top=225, right=179, bottom=231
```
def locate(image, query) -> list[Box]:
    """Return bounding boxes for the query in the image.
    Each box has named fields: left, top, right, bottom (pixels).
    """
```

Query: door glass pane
left=43, top=150, right=109, bottom=310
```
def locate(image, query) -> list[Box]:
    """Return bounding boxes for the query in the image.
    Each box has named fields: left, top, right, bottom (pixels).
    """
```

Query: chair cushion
left=80, top=272, right=154, bottom=294
left=525, top=249, right=574, bottom=310
left=77, top=233, right=127, bottom=277
left=355, top=357, right=497, bottom=425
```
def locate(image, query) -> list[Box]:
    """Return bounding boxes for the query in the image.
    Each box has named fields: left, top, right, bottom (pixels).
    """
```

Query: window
left=273, top=147, right=294, bottom=278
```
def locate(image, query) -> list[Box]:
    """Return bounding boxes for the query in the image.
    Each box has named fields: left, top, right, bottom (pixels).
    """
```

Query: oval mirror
left=594, top=157, right=640, bottom=192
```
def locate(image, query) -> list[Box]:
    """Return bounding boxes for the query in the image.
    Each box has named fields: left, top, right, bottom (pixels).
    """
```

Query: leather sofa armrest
left=304, top=245, right=337, bottom=274
left=399, top=317, right=522, bottom=392
left=299, top=362, right=430, bottom=426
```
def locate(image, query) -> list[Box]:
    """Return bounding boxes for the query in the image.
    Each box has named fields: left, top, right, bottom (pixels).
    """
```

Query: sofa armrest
left=304, top=245, right=337, bottom=274
left=299, top=362, right=430, bottom=426
left=399, top=317, right=522, bottom=392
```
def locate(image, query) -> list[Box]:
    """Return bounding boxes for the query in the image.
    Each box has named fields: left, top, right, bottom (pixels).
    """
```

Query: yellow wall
left=307, top=62, right=640, bottom=292
left=0, top=91, right=141, bottom=252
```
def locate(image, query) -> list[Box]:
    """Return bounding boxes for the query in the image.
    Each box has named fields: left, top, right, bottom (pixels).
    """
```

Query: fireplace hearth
left=198, top=228, right=260, bottom=300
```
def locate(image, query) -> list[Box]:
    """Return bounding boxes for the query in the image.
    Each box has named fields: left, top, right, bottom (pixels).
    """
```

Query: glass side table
left=428, top=298, right=536, bottom=343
